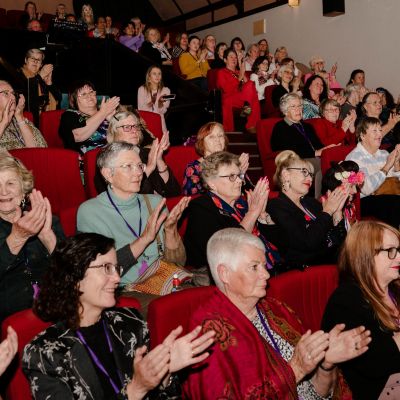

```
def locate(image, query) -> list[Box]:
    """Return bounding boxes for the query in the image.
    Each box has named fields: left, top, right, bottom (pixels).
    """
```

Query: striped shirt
left=346, top=142, right=400, bottom=197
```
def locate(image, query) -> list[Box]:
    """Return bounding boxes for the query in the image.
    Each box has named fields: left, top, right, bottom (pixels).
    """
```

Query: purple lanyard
left=106, top=188, right=142, bottom=239
left=256, top=306, right=282, bottom=357
left=76, top=320, right=122, bottom=395
left=293, top=123, right=316, bottom=152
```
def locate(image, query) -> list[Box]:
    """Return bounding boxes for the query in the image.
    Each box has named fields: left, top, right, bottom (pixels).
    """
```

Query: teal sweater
left=77, top=189, right=165, bottom=285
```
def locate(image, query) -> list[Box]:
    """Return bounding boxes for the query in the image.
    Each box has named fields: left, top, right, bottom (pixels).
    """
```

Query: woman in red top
left=216, top=48, right=260, bottom=133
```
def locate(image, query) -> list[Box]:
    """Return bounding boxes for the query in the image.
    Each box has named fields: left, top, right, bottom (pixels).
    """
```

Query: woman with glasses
left=106, top=110, right=180, bottom=197
left=322, top=220, right=400, bottom=400
left=77, top=142, right=188, bottom=291
left=184, top=151, right=280, bottom=271
left=59, top=80, right=120, bottom=155
left=137, top=66, right=171, bottom=133
left=23, top=232, right=215, bottom=399
left=0, top=80, right=47, bottom=150
left=267, top=150, right=349, bottom=270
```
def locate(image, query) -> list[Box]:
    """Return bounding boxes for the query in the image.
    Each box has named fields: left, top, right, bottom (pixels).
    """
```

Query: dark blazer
left=270, top=119, right=323, bottom=158
left=267, top=192, right=345, bottom=267
left=322, top=281, right=400, bottom=400
left=23, top=308, right=176, bottom=400
left=139, top=41, right=162, bottom=65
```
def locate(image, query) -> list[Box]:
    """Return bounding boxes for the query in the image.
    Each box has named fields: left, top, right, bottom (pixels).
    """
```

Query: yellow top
left=179, top=52, right=210, bottom=80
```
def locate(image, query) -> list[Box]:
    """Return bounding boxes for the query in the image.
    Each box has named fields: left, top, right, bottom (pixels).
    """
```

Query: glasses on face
left=324, top=108, right=339, bottom=113
left=88, top=263, right=123, bottom=276
left=117, top=124, right=141, bottom=132
left=286, top=167, right=314, bottom=179
left=28, top=57, right=43, bottom=64
left=115, top=162, right=145, bottom=174
left=366, top=101, right=381, bottom=106
left=377, top=247, right=400, bottom=260
left=218, top=173, right=245, bottom=182
left=288, top=104, right=302, bottom=110
left=78, top=90, right=97, bottom=99
left=0, top=90, right=17, bottom=98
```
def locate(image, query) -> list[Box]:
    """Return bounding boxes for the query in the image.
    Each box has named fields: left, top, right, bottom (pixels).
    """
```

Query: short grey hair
left=107, top=111, right=143, bottom=144
left=279, top=92, right=303, bottom=115
left=278, top=64, right=294, bottom=79
left=96, top=142, right=139, bottom=170
left=344, top=84, right=360, bottom=99
left=25, top=48, right=44, bottom=62
left=207, top=228, right=265, bottom=289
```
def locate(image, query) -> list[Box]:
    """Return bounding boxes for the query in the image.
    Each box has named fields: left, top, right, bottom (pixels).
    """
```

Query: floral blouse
left=302, top=99, right=321, bottom=120
left=182, top=159, right=205, bottom=195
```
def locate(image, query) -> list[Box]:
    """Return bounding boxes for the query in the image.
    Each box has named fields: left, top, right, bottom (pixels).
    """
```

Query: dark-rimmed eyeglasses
left=28, top=57, right=43, bottom=64
left=218, top=173, right=245, bottom=182
left=286, top=167, right=314, bottom=179
left=117, top=124, right=142, bottom=132
left=376, top=247, right=400, bottom=260
left=88, top=263, right=123, bottom=276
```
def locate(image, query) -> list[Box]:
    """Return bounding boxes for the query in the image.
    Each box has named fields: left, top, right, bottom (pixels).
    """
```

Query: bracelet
left=319, top=362, right=336, bottom=372
left=158, top=167, right=168, bottom=173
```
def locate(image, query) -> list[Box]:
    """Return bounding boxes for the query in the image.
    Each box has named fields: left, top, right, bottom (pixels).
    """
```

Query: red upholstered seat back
left=39, top=110, right=65, bottom=148
left=10, top=148, right=86, bottom=216
left=207, top=69, right=219, bottom=91
left=23, top=111, right=34, bottom=123
left=138, top=110, right=163, bottom=140
left=83, top=147, right=101, bottom=198
left=5, top=10, right=24, bottom=28
left=263, top=85, right=281, bottom=118
left=147, top=286, right=214, bottom=347
left=1, top=297, right=140, bottom=400
left=320, top=144, right=355, bottom=175
left=164, top=145, right=198, bottom=186
left=266, top=265, right=339, bottom=331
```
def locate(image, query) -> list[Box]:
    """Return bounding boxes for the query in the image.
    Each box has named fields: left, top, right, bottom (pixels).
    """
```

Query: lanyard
left=76, top=320, right=122, bottom=395
left=256, top=306, right=282, bottom=356
left=106, top=189, right=142, bottom=239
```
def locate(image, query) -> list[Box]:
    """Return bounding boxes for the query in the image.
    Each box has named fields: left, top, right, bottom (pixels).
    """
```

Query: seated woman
left=303, top=56, right=341, bottom=91
left=322, top=220, right=400, bottom=400
left=217, top=48, right=260, bottom=133
left=58, top=80, right=120, bottom=155
left=171, top=32, right=188, bottom=59
left=321, top=160, right=364, bottom=231
left=184, top=151, right=278, bottom=270
left=267, top=150, right=349, bottom=269
left=347, top=69, right=367, bottom=88
left=0, top=80, right=46, bottom=150
left=230, top=37, right=246, bottom=61
left=345, top=117, right=400, bottom=227
left=183, top=227, right=371, bottom=399
left=250, top=56, right=275, bottom=101
left=0, top=154, right=64, bottom=322
left=140, top=27, right=172, bottom=66
left=209, top=42, right=227, bottom=69
left=182, top=121, right=249, bottom=195
left=89, top=16, right=107, bottom=39
left=77, top=142, right=188, bottom=291
left=17, top=48, right=61, bottom=127
left=203, top=34, right=216, bottom=60
left=106, top=110, right=180, bottom=197
left=311, top=99, right=356, bottom=146
left=23, top=232, right=215, bottom=399
left=179, top=36, right=210, bottom=92
left=80, top=4, right=95, bottom=32
left=271, top=64, right=301, bottom=108
left=244, top=43, right=260, bottom=72
left=119, top=21, right=142, bottom=52
left=339, top=84, right=361, bottom=120
left=257, top=38, right=270, bottom=58
left=376, top=87, right=397, bottom=124
left=137, top=65, right=171, bottom=133
left=302, top=75, right=329, bottom=120
left=19, top=1, right=41, bottom=29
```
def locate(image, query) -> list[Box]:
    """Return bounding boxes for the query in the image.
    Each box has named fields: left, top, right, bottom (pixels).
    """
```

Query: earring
left=282, top=180, right=290, bottom=192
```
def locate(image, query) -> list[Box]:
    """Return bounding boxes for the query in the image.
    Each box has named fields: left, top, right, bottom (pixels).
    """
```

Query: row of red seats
left=2, top=264, right=338, bottom=400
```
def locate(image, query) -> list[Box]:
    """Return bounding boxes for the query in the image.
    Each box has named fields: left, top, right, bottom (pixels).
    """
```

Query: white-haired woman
left=304, top=56, right=341, bottom=90
left=183, top=227, right=371, bottom=399
left=271, top=64, right=301, bottom=108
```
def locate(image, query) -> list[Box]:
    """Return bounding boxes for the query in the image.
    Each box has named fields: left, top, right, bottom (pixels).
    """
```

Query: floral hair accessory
left=334, top=171, right=364, bottom=185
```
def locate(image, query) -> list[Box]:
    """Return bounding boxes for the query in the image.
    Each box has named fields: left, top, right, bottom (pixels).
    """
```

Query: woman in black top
left=139, top=27, right=172, bottom=66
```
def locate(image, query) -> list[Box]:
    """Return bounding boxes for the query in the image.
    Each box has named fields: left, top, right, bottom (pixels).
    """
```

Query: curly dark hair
left=302, top=75, right=328, bottom=104
left=34, top=233, right=115, bottom=330
left=321, top=160, right=359, bottom=195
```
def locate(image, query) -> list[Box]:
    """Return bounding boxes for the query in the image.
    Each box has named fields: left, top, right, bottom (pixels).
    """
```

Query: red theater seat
left=320, top=144, right=355, bottom=175
left=83, top=147, right=101, bottom=198
left=39, top=110, right=65, bottom=148
left=164, top=145, right=198, bottom=186
left=138, top=110, right=163, bottom=140
left=263, top=85, right=281, bottom=118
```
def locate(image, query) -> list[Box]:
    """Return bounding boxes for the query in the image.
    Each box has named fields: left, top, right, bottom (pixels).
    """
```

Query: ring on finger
left=307, top=353, right=312, bottom=360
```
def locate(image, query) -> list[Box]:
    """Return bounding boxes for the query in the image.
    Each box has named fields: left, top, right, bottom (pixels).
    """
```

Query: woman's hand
left=146, top=139, right=160, bottom=175
left=158, top=131, right=170, bottom=160
left=247, top=177, right=269, bottom=218
left=321, top=186, right=349, bottom=216
left=0, top=326, right=18, bottom=377
left=239, top=152, right=249, bottom=174
left=39, top=64, right=53, bottom=85
left=315, top=143, right=340, bottom=157
left=14, top=94, right=25, bottom=121
left=0, top=98, right=14, bottom=135
left=162, top=325, right=215, bottom=373
left=127, top=344, right=171, bottom=400
left=36, top=193, right=57, bottom=253
left=164, top=196, right=190, bottom=233
left=383, top=144, right=400, bottom=173
left=289, top=330, right=329, bottom=383
left=99, top=96, right=120, bottom=121
left=323, top=324, right=371, bottom=366
left=140, top=198, right=168, bottom=245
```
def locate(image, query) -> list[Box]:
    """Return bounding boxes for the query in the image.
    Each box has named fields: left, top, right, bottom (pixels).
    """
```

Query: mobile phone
left=163, top=94, right=176, bottom=100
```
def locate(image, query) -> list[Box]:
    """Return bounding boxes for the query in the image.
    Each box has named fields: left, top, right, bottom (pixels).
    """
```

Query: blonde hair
left=0, top=154, right=34, bottom=194
left=339, top=220, right=400, bottom=331
left=107, top=111, right=143, bottom=144
left=273, top=150, right=313, bottom=188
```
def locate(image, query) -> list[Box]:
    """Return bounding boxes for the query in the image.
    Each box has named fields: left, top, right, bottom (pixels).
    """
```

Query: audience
left=339, top=83, right=362, bottom=120
left=55, top=3, right=66, bottom=20
left=140, top=27, right=172, bottom=66
left=20, top=1, right=41, bottom=29
left=302, top=75, right=329, bottom=120
left=250, top=56, right=274, bottom=101
left=80, top=3, right=95, bottom=32
left=230, top=36, right=246, bottom=60
left=203, top=34, right=216, bottom=60
left=209, top=42, right=227, bottom=69
left=257, top=38, right=270, bottom=58
left=244, top=43, right=260, bottom=71
left=304, top=55, right=341, bottom=90
left=119, top=21, right=141, bottom=52
left=271, top=63, right=301, bottom=108
left=171, top=32, right=188, bottom=59
left=89, top=16, right=107, bottom=39
left=105, top=15, right=119, bottom=37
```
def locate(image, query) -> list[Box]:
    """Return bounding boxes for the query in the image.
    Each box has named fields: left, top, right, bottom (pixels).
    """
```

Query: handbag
left=373, top=177, right=400, bottom=195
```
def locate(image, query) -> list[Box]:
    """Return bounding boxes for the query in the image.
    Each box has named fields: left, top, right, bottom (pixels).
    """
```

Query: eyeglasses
left=288, top=104, right=303, bottom=110
left=88, top=263, right=123, bottom=276
left=218, top=173, right=245, bottom=182
left=117, top=124, right=142, bottom=132
left=78, top=90, right=97, bottom=99
left=366, top=101, right=381, bottom=106
left=377, top=247, right=400, bottom=260
left=0, top=90, right=17, bottom=98
left=28, top=57, right=43, bottom=64
left=286, top=167, right=314, bottom=179
left=324, top=108, right=339, bottom=113
left=114, top=162, right=145, bottom=174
